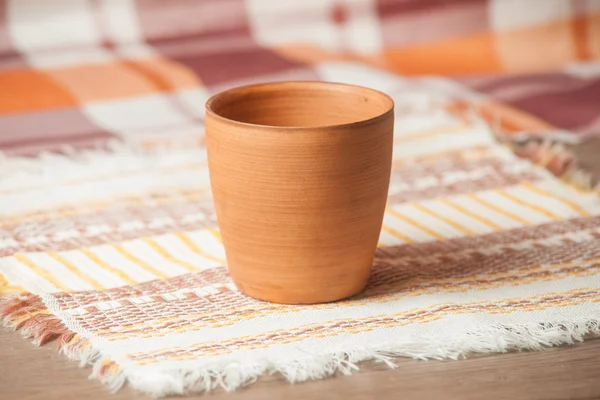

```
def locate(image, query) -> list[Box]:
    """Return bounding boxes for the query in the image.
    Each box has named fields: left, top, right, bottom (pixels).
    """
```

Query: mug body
left=205, top=81, right=394, bottom=304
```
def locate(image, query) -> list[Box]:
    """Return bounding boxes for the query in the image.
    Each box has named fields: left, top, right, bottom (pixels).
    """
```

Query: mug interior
left=206, top=82, right=393, bottom=128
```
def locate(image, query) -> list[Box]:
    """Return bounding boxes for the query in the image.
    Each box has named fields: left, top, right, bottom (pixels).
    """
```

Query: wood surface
left=206, top=82, right=394, bottom=304
left=1, top=138, right=599, bottom=399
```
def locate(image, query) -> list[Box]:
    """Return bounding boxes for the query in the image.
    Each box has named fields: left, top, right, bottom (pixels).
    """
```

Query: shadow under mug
left=205, top=81, right=394, bottom=304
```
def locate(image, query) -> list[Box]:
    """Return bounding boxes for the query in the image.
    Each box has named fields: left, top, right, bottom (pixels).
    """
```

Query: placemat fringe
left=3, top=293, right=599, bottom=397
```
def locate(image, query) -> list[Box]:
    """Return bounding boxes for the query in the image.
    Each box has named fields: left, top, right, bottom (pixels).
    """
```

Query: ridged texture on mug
left=206, top=82, right=394, bottom=304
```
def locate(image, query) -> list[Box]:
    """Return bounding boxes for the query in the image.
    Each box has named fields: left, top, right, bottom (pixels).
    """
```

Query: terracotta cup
left=205, top=81, right=394, bottom=304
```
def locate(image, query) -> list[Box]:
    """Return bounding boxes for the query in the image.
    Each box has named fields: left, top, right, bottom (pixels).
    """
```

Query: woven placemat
left=2, top=100, right=599, bottom=397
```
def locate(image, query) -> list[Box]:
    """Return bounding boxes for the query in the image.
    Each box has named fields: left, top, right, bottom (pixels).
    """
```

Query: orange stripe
left=412, top=203, right=474, bottom=235
left=439, top=198, right=502, bottom=230
left=112, top=244, right=168, bottom=280
left=523, top=183, right=590, bottom=217
left=80, top=248, right=137, bottom=285
left=48, top=252, right=105, bottom=290
left=381, top=224, right=413, bottom=243
left=467, top=194, right=531, bottom=225
left=13, top=253, right=68, bottom=291
left=174, top=232, right=226, bottom=265
left=143, top=237, right=199, bottom=272
left=386, top=207, right=445, bottom=239
left=496, top=189, right=560, bottom=220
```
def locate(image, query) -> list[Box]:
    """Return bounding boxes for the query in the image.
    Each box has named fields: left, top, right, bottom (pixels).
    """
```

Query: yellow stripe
left=0, top=271, right=24, bottom=293
left=175, top=232, right=226, bottom=265
left=523, top=183, right=590, bottom=217
left=467, top=194, right=531, bottom=225
left=48, top=252, right=105, bottom=290
left=143, top=237, right=199, bottom=272
left=112, top=244, right=168, bottom=280
left=439, top=198, right=503, bottom=231
left=13, top=253, right=69, bottom=291
left=209, top=229, right=222, bottom=243
left=412, top=203, right=474, bottom=235
left=79, top=248, right=137, bottom=285
left=381, top=224, right=414, bottom=243
left=496, top=189, right=560, bottom=220
left=386, top=207, right=446, bottom=239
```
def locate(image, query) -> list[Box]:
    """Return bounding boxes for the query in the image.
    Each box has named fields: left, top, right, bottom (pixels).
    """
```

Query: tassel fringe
left=2, top=294, right=600, bottom=397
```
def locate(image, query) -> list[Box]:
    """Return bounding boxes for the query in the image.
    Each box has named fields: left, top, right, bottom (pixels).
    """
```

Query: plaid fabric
left=1, top=0, right=600, bottom=156
left=2, top=91, right=600, bottom=395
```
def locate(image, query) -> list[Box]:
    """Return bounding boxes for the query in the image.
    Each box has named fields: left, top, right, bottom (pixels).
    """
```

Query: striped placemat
left=2, top=100, right=599, bottom=397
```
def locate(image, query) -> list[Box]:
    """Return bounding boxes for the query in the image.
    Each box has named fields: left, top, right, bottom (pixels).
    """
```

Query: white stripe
left=399, top=203, right=466, bottom=238
left=392, top=125, right=495, bottom=158
left=504, top=185, right=577, bottom=219
left=423, top=199, right=496, bottom=234
left=449, top=195, right=524, bottom=230
left=120, top=240, right=191, bottom=277
left=184, top=231, right=227, bottom=262
left=154, top=234, right=220, bottom=270
left=94, top=245, right=159, bottom=282
left=383, top=213, right=437, bottom=242
left=26, top=252, right=94, bottom=291
left=60, top=250, right=128, bottom=288
left=476, top=190, right=549, bottom=224
left=1, top=257, right=57, bottom=293
left=378, top=230, right=404, bottom=246
left=0, top=150, right=207, bottom=215
left=534, top=179, right=600, bottom=215
left=393, top=110, right=460, bottom=137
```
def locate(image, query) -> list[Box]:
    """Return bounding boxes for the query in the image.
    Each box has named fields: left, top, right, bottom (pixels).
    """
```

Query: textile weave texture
left=2, top=80, right=600, bottom=396
left=2, top=0, right=600, bottom=397
left=1, top=0, right=600, bottom=157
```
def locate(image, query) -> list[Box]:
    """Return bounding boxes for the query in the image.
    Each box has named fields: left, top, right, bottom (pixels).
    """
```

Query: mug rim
left=205, top=81, right=394, bottom=131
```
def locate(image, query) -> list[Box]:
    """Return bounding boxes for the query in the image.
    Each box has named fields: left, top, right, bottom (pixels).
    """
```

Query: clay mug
left=205, top=81, right=394, bottom=304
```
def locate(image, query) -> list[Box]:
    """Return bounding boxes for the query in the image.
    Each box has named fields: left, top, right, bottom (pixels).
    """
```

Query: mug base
left=231, top=277, right=370, bottom=305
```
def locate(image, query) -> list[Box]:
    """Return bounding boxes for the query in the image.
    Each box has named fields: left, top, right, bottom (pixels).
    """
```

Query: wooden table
left=2, top=139, right=599, bottom=400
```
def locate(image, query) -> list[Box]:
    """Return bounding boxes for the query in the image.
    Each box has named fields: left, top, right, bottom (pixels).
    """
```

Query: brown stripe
left=388, top=157, right=544, bottom=202
left=59, top=234, right=600, bottom=337
left=53, top=216, right=600, bottom=311
left=0, top=197, right=217, bottom=256
left=2, top=156, right=544, bottom=254
left=377, top=215, right=600, bottom=259
left=2, top=187, right=211, bottom=227
left=367, top=239, right=600, bottom=296
left=388, top=171, right=542, bottom=203
left=391, top=157, right=520, bottom=183
left=129, top=288, right=600, bottom=362
left=91, top=260, right=600, bottom=340
left=52, top=267, right=230, bottom=308
left=377, top=0, right=482, bottom=15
